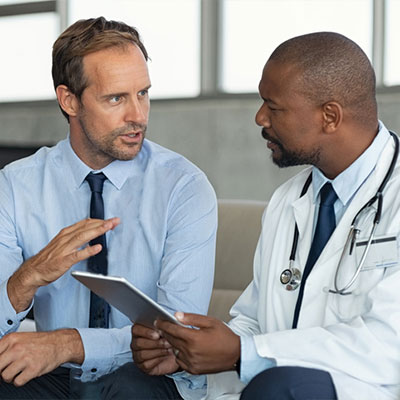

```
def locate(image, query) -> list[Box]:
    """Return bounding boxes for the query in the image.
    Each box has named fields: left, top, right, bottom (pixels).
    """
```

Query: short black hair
left=269, top=32, right=377, bottom=126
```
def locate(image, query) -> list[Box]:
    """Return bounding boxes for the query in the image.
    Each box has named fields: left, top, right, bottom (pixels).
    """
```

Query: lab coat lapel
left=292, top=187, right=314, bottom=270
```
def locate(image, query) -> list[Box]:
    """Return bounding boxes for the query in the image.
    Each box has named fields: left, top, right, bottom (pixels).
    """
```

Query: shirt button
left=7, top=320, right=13, bottom=325
left=91, top=368, right=97, bottom=373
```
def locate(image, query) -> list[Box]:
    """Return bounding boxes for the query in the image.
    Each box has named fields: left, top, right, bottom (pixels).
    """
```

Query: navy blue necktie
left=85, top=172, right=109, bottom=328
left=292, top=182, right=338, bottom=328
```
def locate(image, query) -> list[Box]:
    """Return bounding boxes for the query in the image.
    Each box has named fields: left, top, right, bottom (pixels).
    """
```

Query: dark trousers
left=240, top=366, right=338, bottom=400
left=0, top=364, right=182, bottom=400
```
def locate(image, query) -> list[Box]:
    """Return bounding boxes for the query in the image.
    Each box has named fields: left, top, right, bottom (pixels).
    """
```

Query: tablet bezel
left=71, top=270, right=185, bottom=328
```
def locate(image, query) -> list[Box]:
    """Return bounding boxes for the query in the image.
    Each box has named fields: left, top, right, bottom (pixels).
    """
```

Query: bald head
left=268, top=32, right=377, bottom=128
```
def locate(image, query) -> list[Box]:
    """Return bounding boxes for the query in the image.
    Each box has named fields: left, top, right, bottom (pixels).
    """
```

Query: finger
left=139, top=355, right=173, bottom=374
left=175, top=356, right=191, bottom=373
left=131, top=324, right=160, bottom=340
left=158, top=331, right=186, bottom=352
left=175, top=312, right=216, bottom=328
left=68, top=219, right=120, bottom=248
left=1, top=359, right=24, bottom=384
left=133, top=348, right=172, bottom=363
left=155, top=319, right=193, bottom=341
left=12, top=368, right=34, bottom=387
left=131, top=337, right=170, bottom=351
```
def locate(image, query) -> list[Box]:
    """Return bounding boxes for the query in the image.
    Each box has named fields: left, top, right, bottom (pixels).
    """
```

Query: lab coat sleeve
left=253, top=265, right=400, bottom=386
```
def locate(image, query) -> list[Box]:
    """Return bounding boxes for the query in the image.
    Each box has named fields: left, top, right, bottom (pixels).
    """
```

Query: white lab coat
left=205, top=137, right=400, bottom=400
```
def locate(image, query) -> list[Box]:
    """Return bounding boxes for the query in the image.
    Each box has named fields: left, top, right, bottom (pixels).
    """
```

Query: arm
left=0, top=217, right=120, bottom=386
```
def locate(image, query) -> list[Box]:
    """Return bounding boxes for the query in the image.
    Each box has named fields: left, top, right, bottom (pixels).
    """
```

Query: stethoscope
left=280, top=131, right=399, bottom=295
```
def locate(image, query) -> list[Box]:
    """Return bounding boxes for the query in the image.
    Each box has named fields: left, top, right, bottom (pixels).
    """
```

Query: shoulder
left=140, top=140, right=214, bottom=196
left=1, top=140, right=64, bottom=181
left=142, top=139, right=206, bottom=178
left=140, top=139, right=216, bottom=209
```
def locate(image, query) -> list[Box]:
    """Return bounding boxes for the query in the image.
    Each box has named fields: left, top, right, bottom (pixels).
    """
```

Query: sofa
left=207, top=199, right=267, bottom=322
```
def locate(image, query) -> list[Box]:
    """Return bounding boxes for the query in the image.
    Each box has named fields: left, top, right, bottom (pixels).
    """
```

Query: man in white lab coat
left=130, top=32, right=400, bottom=400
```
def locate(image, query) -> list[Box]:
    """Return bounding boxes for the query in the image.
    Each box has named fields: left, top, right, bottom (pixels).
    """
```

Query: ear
left=55, top=85, right=80, bottom=118
left=322, top=101, right=343, bottom=133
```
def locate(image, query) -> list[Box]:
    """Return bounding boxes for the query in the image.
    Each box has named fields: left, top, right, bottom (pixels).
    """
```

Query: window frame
left=0, top=0, right=398, bottom=106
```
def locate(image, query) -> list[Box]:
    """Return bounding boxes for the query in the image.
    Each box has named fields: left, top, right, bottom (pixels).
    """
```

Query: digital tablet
left=71, top=271, right=185, bottom=328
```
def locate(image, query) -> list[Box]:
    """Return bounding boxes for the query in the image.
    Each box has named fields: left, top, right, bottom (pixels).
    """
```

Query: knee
left=240, top=366, right=337, bottom=400
left=241, top=367, right=292, bottom=400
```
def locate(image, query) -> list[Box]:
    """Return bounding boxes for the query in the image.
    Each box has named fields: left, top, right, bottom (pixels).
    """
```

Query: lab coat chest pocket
left=329, top=264, right=386, bottom=322
left=328, top=210, right=397, bottom=321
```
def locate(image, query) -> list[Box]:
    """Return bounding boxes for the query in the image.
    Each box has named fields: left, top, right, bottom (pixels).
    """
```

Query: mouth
left=262, top=129, right=279, bottom=145
left=119, top=131, right=143, bottom=144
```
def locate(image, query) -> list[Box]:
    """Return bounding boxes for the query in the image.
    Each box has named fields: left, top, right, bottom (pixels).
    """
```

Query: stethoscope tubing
left=283, top=131, right=399, bottom=295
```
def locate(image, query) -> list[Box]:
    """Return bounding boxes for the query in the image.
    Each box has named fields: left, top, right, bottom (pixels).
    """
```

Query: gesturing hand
left=8, top=217, right=120, bottom=313
left=155, top=312, right=240, bottom=375
left=131, top=324, right=179, bottom=376
left=0, top=329, right=84, bottom=387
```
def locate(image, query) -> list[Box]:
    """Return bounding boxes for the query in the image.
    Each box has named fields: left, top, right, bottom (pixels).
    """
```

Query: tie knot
left=319, top=182, right=337, bottom=206
left=86, top=172, right=107, bottom=194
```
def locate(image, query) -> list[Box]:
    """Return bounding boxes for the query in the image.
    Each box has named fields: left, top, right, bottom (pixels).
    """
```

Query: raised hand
left=7, top=217, right=120, bottom=313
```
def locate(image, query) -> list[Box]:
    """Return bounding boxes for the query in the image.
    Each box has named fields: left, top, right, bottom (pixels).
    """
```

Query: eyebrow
left=261, top=95, right=279, bottom=106
left=100, top=84, right=152, bottom=100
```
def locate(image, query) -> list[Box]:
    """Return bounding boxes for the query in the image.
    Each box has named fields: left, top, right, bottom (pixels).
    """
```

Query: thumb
left=175, top=312, right=216, bottom=328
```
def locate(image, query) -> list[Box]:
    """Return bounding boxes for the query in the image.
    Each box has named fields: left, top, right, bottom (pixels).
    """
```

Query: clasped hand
left=132, top=313, right=240, bottom=376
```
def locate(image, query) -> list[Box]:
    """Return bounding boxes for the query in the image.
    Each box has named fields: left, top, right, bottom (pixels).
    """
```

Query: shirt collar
left=62, top=135, right=144, bottom=190
left=312, top=121, right=391, bottom=206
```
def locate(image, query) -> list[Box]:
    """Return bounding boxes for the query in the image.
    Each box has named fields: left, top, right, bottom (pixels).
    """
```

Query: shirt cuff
left=170, top=371, right=207, bottom=400
left=0, top=279, right=32, bottom=335
left=75, top=325, right=133, bottom=382
left=239, top=335, right=276, bottom=384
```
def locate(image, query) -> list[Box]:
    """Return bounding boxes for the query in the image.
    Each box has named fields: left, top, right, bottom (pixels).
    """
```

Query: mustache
left=261, top=129, right=280, bottom=146
left=114, top=123, right=147, bottom=136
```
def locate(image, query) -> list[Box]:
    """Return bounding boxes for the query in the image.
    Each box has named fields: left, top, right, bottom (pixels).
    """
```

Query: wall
left=1, top=90, right=400, bottom=201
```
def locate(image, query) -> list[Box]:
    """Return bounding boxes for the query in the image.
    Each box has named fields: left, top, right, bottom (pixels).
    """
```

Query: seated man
left=129, top=32, right=400, bottom=400
left=0, top=16, right=217, bottom=399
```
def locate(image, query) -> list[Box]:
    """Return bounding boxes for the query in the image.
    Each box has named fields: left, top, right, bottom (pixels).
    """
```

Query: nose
left=125, top=98, right=148, bottom=125
left=255, top=102, right=271, bottom=128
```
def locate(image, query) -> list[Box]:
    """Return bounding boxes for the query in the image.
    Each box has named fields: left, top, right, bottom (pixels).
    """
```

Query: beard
left=261, top=129, right=320, bottom=168
left=77, top=111, right=147, bottom=164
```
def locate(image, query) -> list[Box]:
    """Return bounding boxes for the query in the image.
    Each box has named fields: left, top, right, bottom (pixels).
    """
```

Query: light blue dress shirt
left=0, top=136, right=217, bottom=382
left=238, top=122, right=391, bottom=384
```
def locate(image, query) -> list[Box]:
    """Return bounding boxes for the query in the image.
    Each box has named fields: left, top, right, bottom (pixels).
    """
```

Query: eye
left=138, top=89, right=149, bottom=97
left=110, top=95, right=122, bottom=103
left=267, top=104, right=280, bottom=112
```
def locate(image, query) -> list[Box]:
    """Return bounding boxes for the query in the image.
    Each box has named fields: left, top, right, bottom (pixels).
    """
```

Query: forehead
left=258, top=60, right=303, bottom=102
left=82, top=44, right=150, bottom=92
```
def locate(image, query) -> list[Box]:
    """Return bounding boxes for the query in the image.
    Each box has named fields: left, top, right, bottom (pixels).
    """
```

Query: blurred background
left=1, top=0, right=399, bottom=200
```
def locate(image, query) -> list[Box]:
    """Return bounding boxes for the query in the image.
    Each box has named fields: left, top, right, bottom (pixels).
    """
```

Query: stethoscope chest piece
left=280, top=267, right=302, bottom=291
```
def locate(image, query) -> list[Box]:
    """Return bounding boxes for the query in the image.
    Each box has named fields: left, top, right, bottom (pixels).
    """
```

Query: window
left=0, top=12, right=58, bottom=102
left=69, top=0, right=201, bottom=99
left=221, top=0, right=373, bottom=93
left=384, top=0, right=400, bottom=85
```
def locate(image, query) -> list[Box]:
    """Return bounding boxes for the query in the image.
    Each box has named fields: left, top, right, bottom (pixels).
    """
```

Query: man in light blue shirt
left=0, top=17, right=216, bottom=399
